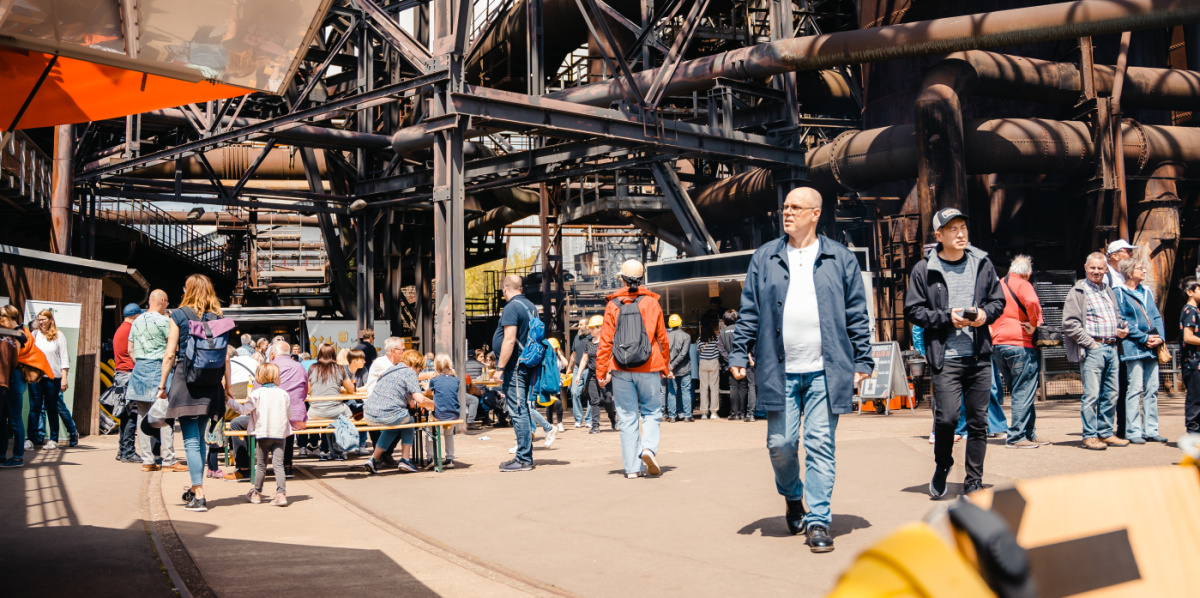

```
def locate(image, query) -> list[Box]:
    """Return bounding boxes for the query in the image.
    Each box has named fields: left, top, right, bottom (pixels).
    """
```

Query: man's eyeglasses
left=781, top=205, right=819, bottom=214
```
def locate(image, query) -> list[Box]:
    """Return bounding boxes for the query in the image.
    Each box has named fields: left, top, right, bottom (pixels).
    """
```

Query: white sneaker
left=557, top=423, right=565, bottom=432
left=508, top=444, right=518, bottom=454
left=544, top=427, right=558, bottom=448
left=928, top=434, right=936, bottom=444
left=23, top=440, right=33, bottom=451
left=298, top=447, right=310, bottom=458
left=45, top=440, right=58, bottom=450
left=574, top=422, right=583, bottom=428
left=641, top=449, right=661, bottom=476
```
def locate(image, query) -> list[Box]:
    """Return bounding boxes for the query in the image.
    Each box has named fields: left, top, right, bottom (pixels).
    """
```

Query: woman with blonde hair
left=157, top=274, right=234, bottom=512
left=30, top=310, right=79, bottom=450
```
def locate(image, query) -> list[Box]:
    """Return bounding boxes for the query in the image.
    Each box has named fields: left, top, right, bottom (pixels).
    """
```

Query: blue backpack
left=516, top=300, right=547, bottom=368
left=332, top=414, right=360, bottom=452
left=177, top=307, right=236, bottom=386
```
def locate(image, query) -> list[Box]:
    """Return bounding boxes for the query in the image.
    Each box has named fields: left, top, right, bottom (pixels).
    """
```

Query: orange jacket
left=596, top=286, right=670, bottom=380
left=16, top=327, right=55, bottom=378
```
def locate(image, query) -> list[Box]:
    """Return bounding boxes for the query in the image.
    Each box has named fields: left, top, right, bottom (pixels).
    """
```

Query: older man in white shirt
left=366, top=337, right=406, bottom=394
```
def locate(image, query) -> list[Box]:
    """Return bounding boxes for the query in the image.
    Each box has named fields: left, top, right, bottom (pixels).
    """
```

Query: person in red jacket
left=991, top=255, right=1047, bottom=449
left=597, top=260, right=671, bottom=479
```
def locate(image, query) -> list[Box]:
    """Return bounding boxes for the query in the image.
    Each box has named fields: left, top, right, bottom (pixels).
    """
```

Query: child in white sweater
left=226, top=363, right=292, bottom=506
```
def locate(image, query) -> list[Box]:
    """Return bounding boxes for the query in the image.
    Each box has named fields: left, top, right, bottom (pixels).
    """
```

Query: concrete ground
left=2, top=396, right=1192, bottom=597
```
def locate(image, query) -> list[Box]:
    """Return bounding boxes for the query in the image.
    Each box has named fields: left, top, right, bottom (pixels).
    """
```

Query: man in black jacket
left=904, top=208, right=1005, bottom=498
left=718, top=310, right=755, bottom=421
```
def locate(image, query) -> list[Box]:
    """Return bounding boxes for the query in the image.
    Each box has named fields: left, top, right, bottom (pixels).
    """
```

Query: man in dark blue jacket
left=904, top=208, right=1005, bottom=499
left=729, top=187, right=874, bottom=553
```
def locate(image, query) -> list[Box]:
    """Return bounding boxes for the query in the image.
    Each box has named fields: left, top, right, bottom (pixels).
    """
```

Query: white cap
left=1106, top=240, right=1136, bottom=255
left=620, top=259, right=644, bottom=280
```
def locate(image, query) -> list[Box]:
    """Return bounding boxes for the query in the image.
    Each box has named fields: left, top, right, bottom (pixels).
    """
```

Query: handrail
left=90, top=198, right=234, bottom=278
left=0, top=132, right=53, bottom=211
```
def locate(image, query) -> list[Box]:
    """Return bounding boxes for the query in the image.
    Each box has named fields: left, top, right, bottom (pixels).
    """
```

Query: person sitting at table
left=423, top=354, right=462, bottom=469
left=307, top=343, right=356, bottom=461
left=362, top=350, right=433, bottom=474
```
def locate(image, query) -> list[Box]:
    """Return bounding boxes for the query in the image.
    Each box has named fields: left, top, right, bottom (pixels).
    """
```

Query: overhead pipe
left=126, top=147, right=323, bottom=180
left=139, top=109, right=392, bottom=149
left=50, top=125, right=72, bottom=255
left=392, top=0, right=1200, bottom=154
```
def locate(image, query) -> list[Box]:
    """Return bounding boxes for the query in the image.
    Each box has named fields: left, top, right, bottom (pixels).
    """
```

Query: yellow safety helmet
left=588, top=315, right=604, bottom=328
left=547, top=337, right=560, bottom=350
left=668, top=314, right=682, bottom=328
left=537, top=394, right=559, bottom=407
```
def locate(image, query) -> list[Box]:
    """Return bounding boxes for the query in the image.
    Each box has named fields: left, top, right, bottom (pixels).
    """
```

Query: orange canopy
left=0, top=46, right=250, bottom=130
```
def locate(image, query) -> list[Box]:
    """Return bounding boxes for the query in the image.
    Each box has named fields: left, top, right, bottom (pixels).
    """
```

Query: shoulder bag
left=1128, top=292, right=1171, bottom=365
left=1000, top=277, right=1060, bottom=347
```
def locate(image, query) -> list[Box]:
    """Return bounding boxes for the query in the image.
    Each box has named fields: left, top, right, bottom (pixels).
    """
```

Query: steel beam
left=77, top=71, right=448, bottom=182
left=449, top=87, right=804, bottom=166
left=301, top=146, right=358, bottom=318
left=350, top=0, right=433, bottom=72
left=650, top=163, right=715, bottom=255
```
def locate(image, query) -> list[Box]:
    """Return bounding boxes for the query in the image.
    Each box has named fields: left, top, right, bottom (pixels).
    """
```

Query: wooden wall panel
left=0, top=265, right=105, bottom=435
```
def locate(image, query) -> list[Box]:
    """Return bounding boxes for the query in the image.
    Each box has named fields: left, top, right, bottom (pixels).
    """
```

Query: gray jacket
left=1061, top=279, right=1121, bottom=363
left=668, top=328, right=692, bottom=375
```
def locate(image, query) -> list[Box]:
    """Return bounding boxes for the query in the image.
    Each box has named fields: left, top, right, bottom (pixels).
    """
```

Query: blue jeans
left=2, top=373, right=26, bottom=460
left=28, top=377, right=77, bottom=441
left=1124, top=357, right=1160, bottom=440
left=664, top=374, right=693, bottom=418
left=529, top=400, right=553, bottom=433
left=993, top=346, right=1039, bottom=443
left=367, top=411, right=415, bottom=452
left=987, top=364, right=1008, bottom=435
left=503, top=366, right=534, bottom=465
left=571, top=367, right=591, bottom=426
left=178, top=415, right=208, bottom=487
left=767, top=372, right=837, bottom=529
left=1080, top=345, right=1119, bottom=439
left=611, top=371, right=663, bottom=474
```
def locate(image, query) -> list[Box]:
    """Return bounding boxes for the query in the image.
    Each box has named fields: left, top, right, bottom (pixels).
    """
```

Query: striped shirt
left=1082, top=280, right=1119, bottom=339
left=698, top=340, right=720, bottom=361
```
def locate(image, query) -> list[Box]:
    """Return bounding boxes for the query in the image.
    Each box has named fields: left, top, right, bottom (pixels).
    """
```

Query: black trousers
left=1184, top=369, right=1200, bottom=433
left=932, top=357, right=992, bottom=485
left=587, top=375, right=616, bottom=431
left=729, top=374, right=749, bottom=416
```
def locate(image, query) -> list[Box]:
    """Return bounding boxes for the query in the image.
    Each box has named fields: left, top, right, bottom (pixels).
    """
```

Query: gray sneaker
left=1005, top=440, right=1040, bottom=449
left=499, top=459, right=534, bottom=472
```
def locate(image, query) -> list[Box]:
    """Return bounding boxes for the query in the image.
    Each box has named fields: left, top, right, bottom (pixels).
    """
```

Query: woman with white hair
left=992, top=255, right=1046, bottom=448
left=1113, top=258, right=1169, bottom=444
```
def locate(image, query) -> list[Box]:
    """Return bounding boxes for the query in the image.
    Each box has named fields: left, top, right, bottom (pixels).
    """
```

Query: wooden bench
left=224, top=396, right=463, bottom=474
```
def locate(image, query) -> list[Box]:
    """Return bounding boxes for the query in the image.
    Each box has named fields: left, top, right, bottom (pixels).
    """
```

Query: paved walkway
left=2, top=397, right=1191, bottom=596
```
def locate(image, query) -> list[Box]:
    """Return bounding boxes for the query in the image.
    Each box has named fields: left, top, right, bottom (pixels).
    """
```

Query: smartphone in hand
left=962, top=307, right=979, bottom=321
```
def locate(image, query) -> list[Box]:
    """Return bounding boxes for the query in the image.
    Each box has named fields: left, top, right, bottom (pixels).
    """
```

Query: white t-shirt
left=230, top=355, right=258, bottom=386
left=365, top=355, right=395, bottom=394
left=782, top=241, right=823, bottom=374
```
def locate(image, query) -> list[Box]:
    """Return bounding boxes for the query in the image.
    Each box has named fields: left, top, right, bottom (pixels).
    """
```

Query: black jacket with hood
left=904, top=244, right=1006, bottom=372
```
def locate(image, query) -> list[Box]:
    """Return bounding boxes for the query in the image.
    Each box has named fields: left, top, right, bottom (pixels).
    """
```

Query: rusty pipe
left=139, top=109, right=392, bottom=149
left=694, top=119, right=1200, bottom=216
left=125, top=147, right=323, bottom=180
left=1132, top=163, right=1182, bottom=311
left=393, top=0, right=1200, bottom=155
left=50, top=125, right=72, bottom=254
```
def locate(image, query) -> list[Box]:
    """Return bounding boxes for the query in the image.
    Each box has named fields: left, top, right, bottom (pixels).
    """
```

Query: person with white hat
left=596, top=259, right=671, bottom=479
left=1104, top=239, right=1137, bottom=288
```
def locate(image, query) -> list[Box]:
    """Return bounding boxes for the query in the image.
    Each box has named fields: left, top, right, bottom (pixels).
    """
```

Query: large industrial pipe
left=139, top=109, right=392, bottom=149
left=392, top=0, right=1200, bottom=154
left=917, top=50, right=1200, bottom=242
left=50, top=125, right=72, bottom=255
left=696, top=119, right=1200, bottom=213
left=128, top=147, right=322, bottom=180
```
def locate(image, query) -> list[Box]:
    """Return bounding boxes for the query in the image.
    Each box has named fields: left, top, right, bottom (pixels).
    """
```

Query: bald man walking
left=729, top=187, right=874, bottom=553
left=492, top=274, right=552, bottom=472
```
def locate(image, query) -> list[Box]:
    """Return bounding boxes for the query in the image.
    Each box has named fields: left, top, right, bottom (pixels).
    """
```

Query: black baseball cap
left=932, top=208, right=968, bottom=231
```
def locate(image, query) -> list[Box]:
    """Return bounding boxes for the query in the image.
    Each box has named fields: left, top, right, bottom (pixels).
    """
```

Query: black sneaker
left=380, top=454, right=398, bottom=467
left=363, top=458, right=379, bottom=475
left=589, top=428, right=601, bottom=434
left=0, top=458, right=24, bottom=468
left=964, top=480, right=984, bottom=495
left=499, top=459, right=534, bottom=472
left=68, top=433, right=79, bottom=447
left=184, top=497, right=208, bottom=512
left=684, top=416, right=694, bottom=422
left=930, top=467, right=950, bottom=498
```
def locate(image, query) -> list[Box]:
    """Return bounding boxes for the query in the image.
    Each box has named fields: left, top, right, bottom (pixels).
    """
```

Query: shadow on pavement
left=737, top=514, right=872, bottom=538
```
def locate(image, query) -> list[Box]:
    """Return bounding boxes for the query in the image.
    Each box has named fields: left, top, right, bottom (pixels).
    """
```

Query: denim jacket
left=1114, top=284, right=1164, bottom=362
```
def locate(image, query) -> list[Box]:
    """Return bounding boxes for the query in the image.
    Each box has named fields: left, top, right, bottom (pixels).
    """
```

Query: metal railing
left=0, top=132, right=53, bottom=210
left=92, top=198, right=233, bottom=278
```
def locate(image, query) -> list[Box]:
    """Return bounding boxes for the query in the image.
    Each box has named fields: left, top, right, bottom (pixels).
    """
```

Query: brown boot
left=1102, top=436, right=1130, bottom=447
left=1082, top=437, right=1108, bottom=450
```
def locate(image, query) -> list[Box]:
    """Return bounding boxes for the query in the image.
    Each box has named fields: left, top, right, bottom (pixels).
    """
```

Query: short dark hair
left=722, top=310, right=738, bottom=326
left=710, top=297, right=722, bottom=305
left=1182, top=276, right=1200, bottom=297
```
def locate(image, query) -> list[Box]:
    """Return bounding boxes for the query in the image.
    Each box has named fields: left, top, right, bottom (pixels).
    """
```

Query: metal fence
left=0, top=132, right=52, bottom=209
left=1039, top=343, right=1184, bottom=400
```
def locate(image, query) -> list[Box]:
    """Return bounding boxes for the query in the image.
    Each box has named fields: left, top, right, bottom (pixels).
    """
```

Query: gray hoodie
left=668, top=327, right=692, bottom=376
